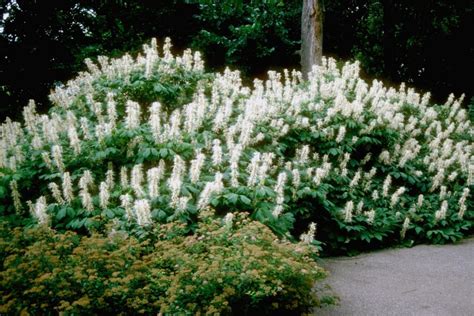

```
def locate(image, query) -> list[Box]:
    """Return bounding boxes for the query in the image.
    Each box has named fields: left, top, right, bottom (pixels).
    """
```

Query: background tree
left=0, top=0, right=91, bottom=120
left=186, top=0, right=300, bottom=77
left=0, top=0, right=472, bottom=121
left=351, top=0, right=473, bottom=104
left=301, top=0, right=324, bottom=78
left=0, top=0, right=198, bottom=120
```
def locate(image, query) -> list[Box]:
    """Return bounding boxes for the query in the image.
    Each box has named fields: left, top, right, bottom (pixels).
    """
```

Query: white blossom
left=107, top=93, right=117, bottom=129
left=125, top=100, right=141, bottom=129
left=364, top=209, right=375, bottom=224
left=190, top=152, right=205, bottom=183
left=52, top=145, right=65, bottom=172
left=258, top=153, right=274, bottom=185
left=33, top=196, right=49, bottom=225
left=430, top=168, right=445, bottom=192
left=372, top=190, right=379, bottom=200
left=343, top=201, right=354, bottom=223
left=382, top=175, right=392, bottom=197
left=197, top=172, right=224, bottom=210
left=439, top=186, right=447, bottom=200
left=212, top=139, right=222, bottom=166
left=272, top=204, right=284, bottom=218
left=168, top=155, right=185, bottom=207
left=120, top=166, right=128, bottom=188
left=300, top=222, right=317, bottom=244
left=67, top=126, right=81, bottom=154
left=339, top=153, right=350, bottom=177
left=176, top=196, right=190, bottom=213
left=106, top=166, right=115, bottom=189
left=41, top=152, right=53, bottom=170
left=435, top=200, right=448, bottom=221
left=79, top=170, right=93, bottom=190
left=62, top=172, right=74, bottom=203
left=149, top=102, right=162, bottom=142
left=274, top=172, right=287, bottom=204
left=223, top=212, right=234, bottom=228
left=379, top=150, right=391, bottom=165
left=10, top=180, right=23, bottom=213
left=361, top=153, right=372, bottom=165
left=48, top=182, right=64, bottom=205
left=229, top=144, right=242, bottom=187
left=400, top=217, right=410, bottom=239
left=349, top=170, right=362, bottom=188
left=458, top=188, right=470, bottom=219
left=417, top=194, right=424, bottom=208
left=336, top=126, right=346, bottom=143
left=292, top=169, right=301, bottom=188
left=356, top=200, right=364, bottom=214
left=297, top=145, right=310, bottom=164
left=131, top=164, right=145, bottom=197
left=80, top=117, right=92, bottom=140
left=447, top=171, right=458, bottom=182
left=99, top=182, right=110, bottom=209
left=120, top=194, right=133, bottom=220
left=390, top=187, right=406, bottom=207
left=247, top=152, right=261, bottom=186
left=133, top=199, right=152, bottom=226
left=147, top=166, right=164, bottom=199
left=80, top=188, right=94, bottom=211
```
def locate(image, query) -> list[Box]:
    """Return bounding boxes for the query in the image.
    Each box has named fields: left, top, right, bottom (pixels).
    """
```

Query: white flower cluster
left=32, top=196, right=49, bottom=225
left=79, top=170, right=94, bottom=211
left=458, top=188, right=470, bottom=219
left=273, top=172, right=287, bottom=217
left=435, top=200, right=449, bottom=221
left=300, top=222, right=317, bottom=244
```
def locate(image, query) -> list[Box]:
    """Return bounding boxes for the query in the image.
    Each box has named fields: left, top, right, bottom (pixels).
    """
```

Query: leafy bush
left=0, top=38, right=472, bottom=255
left=0, top=211, right=328, bottom=315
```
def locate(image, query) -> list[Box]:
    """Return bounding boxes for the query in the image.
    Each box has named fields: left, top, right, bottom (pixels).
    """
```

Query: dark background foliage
left=1, top=0, right=472, bottom=121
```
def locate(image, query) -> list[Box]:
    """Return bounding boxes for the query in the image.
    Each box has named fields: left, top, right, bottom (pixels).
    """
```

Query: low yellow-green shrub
left=0, top=211, right=329, bottom=315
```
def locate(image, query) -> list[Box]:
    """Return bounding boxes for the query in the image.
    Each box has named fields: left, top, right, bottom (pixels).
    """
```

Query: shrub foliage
left=0, top=38, right=472, bottom=252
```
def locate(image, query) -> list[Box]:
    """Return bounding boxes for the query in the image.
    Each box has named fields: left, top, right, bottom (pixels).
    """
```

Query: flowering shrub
left=0, top=38, right=472, bottom=253
left=0, top=211, right=329, bottom=315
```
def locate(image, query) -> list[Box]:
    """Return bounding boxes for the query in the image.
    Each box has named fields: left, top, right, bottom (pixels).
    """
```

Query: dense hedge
left=0, top=38, right=472, bottom=253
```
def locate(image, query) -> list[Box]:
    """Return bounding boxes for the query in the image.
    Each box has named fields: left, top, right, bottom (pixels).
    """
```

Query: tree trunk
left=301, top=0, right=323, bottom=79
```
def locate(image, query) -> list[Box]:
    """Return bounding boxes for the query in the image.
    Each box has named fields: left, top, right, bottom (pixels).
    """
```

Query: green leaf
left=67, top=207, right=76, bottom=218
left=240, top=195, right=251, bottom=206
left=105, top=209, right=115, bottom=219
left=228, top=193, right=238, bottom=204
left=210, top=198, right=219, bottom=207
left=157, top=210, right=167, bottom=220
left=159, top=148, right=168, bottom=158
left=143, top=148, right=151, bottom=158
left=329, top=148, right=338, bottom=156
left=57, top=207, right=67, bottom=220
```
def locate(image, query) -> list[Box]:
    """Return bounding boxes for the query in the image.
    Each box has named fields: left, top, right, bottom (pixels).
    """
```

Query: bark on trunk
left=301, top=0, right=323, bottom=79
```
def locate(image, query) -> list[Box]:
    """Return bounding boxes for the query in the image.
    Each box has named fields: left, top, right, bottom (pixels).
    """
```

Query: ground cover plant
left=0, top=38, right=472, bottom=312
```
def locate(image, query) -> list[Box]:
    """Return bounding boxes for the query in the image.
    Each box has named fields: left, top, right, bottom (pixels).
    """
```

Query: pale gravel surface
left=315, top=237, right=474, bottom=316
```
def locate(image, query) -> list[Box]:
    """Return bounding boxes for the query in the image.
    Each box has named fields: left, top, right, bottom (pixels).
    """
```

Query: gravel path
left=315, top=237, right=474, bottom=316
